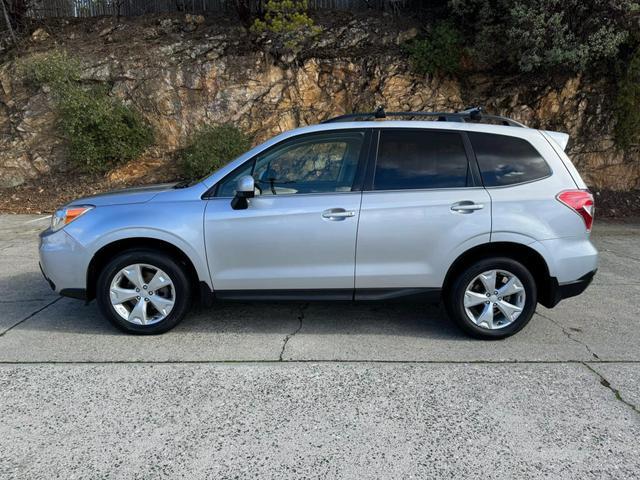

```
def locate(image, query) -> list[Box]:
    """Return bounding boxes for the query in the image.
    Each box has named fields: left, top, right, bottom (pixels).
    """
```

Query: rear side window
left=468, top=132, right=552, bottom=187
left=374, top=130, right=469, bottom=190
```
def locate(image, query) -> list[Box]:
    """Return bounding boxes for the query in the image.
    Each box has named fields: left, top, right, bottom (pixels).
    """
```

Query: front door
left=355, top=128, right=492, bottom=293
left=204, top=129, right=369, bottom=295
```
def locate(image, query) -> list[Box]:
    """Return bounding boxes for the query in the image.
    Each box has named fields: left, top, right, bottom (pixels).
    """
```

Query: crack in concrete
left=0, top=297, right=61, bottom=337
left=536, top=310, right=600, bottom=360
left=279, top=303, right=307, bottom=362
left=0, top=298, right=57, bottom=304
left=599, top=248, right=640, bottom=263
left=582, top=362, right=640, bottom=416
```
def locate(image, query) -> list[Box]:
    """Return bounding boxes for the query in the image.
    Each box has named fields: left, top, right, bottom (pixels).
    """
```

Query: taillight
left=557, top=190, right=594, bottom=231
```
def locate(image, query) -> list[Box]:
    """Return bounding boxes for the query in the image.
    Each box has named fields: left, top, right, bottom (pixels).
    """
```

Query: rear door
left=355, top=128, right=491, bottom=295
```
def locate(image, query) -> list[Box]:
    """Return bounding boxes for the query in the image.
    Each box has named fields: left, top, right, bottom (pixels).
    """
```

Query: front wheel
left=445, top=257, right=537, bottom=339
left=96, top=250, right=192, bottom=334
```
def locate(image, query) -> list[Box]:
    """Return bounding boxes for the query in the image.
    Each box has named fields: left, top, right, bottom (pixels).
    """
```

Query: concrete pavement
left=0, top=214, right=638, bottom=479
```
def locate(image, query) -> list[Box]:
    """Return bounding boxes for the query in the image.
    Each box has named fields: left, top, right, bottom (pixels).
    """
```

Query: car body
left=39, top=111, right=598, bottom=337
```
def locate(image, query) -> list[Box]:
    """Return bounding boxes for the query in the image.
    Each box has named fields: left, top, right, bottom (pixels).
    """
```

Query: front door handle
left=322, top=208, right=356, bottom=220
left=451, top=201, right=484, bottom=213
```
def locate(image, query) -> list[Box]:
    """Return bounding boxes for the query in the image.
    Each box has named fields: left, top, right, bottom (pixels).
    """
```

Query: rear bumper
left=542, top=269, right=597, bottom=308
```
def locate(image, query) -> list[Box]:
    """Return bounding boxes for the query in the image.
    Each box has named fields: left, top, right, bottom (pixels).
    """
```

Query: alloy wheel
left=463, top=269, right=526, bottom=330
left=109, top=263, right=175, bottom=325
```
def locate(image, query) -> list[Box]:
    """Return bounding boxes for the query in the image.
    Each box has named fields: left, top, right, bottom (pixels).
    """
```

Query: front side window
left=373, top=130, right=470, bottom=190
left=215, top=131, right=365, bottom=197
left=468, top=132, right=552, bottom=187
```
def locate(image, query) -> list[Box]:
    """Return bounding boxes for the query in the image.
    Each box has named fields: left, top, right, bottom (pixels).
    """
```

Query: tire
left=96, top=249, right=192, bottom=334
left=445, top=257, right=537, bottom=339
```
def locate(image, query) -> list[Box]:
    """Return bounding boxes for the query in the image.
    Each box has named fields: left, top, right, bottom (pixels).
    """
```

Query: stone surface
left=0, top=15, right=638, bottom=190
left=1, top=363, right=639, bottom=479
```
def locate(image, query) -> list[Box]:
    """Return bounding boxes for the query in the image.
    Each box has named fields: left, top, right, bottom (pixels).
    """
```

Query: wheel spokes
left=464, top=291, right=488, bottom=308
left=110, top=263, right=176, bottom=326
left=476, top=303, right=494, bottom=329
left=129, top=298, right=148, bottom=325
left=464, top=269, right=527, bottom=331
left=110, top=286, right=138, bottom=305
left=149, top=295, right=174, bottom=316
left=122, top=265, right=144, bottom=290
left=148, top=270, right=172, bottom=292
left=498, top=277, right=523, bottom=298
left=478, top=271, right=497, bottom=294
left=496, top=299, right=523, bottom=322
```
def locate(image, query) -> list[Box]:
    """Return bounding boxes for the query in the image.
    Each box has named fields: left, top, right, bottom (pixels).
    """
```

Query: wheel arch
left=443, top=241, right=556, bottom=307
left=86, top=237, right=207, bottom=302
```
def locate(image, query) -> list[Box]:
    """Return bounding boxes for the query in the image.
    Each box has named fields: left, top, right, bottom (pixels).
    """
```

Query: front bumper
left=39, top=228, right=90, bottom=298
left=542, top=269, right=597, bottom=308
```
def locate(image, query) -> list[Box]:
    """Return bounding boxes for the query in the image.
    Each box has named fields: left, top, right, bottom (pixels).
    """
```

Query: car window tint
left=215, top=131, right=365, bottom=197
left=374, top=130, right=469, bottom=190
left=468, top=132, right=552, bottom=186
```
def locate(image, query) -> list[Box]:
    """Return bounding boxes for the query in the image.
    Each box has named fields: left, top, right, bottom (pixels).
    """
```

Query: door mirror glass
left=231, top=175, right=255, bottom=210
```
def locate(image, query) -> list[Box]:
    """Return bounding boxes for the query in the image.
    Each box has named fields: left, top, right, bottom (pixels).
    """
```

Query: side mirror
left=230, top=175, right=255, bottom=210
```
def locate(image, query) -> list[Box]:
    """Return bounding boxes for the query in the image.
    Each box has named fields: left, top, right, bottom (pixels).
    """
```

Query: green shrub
left=17, top=50, right=81, bottom=90
left=58, top=86, right=154, bottom=173
left=404, top=22, right=463, bottom=75
left=251, top=0, right=321, bottom=53
left=18, top=49, right=154, bottom=173
left=615, top=48, right=640, bottom=150
left=180, top=124, right=251, bottom=180
left=450, top=0, right=636, bottom=72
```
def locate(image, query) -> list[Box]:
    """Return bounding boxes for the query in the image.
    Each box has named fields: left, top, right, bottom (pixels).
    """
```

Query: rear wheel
left=96, top=250, right=192, bottom=334
left=445, top=257, right=537, bottom=339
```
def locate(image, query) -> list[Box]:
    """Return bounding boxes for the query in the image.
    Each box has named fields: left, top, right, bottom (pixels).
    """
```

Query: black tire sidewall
left=446, top=257, right=537, bottom=339
left=96, top=249, right=191, bottom=334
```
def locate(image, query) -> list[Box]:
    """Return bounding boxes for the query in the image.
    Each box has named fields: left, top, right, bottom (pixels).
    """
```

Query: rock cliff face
left=0, top=14, right=638, bottom=190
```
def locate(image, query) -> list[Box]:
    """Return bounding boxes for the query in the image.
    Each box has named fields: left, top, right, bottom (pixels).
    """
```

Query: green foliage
left=449, top=0, right=638, bottom=72
left=404, top=22, right=463, bottom=76
left=251, top=0, right=321, bottom=53
left=180, top=124, right=252, bottom=180
left=58, top=86, right=154, bottom=173
left=18, top=50, right=153, bottom=174
left=615, top=48, right=640, bottom=150
left=17, top=50, right=81, bottom=90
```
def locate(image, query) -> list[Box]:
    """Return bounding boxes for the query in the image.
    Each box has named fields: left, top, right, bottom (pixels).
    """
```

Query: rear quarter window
left=468, top=132, right=552, bottom=187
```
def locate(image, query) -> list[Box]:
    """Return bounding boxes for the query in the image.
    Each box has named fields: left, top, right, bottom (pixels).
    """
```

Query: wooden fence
left=27, top=0, right=408, bottom=18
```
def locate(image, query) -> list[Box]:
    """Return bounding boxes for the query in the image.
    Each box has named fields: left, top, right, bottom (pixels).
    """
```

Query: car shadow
left=15, top=293, right=468, bottom=341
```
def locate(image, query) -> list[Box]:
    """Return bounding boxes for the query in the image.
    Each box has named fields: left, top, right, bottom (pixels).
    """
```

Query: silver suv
left=39, top=108, right=597, bottom=338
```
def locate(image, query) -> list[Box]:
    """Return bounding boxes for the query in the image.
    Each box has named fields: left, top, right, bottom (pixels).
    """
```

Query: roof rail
left=321, top=106, right=526, bottom=128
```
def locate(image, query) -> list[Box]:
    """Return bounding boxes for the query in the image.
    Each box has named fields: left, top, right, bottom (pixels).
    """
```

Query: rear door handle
left=451, top=201, right=484, bottom=213
left=322, top=208, right=356, bottom=220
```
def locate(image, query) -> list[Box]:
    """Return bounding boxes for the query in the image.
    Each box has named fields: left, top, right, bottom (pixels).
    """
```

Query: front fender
left=64, top=201, right=211, bottom=287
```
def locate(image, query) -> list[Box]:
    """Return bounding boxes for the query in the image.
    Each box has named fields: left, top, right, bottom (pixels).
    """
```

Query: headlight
left=51, top=205, right=94, bottom=232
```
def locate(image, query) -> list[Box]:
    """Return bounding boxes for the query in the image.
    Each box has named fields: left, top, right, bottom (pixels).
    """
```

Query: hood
left=68, top=182, right=179, bottom=207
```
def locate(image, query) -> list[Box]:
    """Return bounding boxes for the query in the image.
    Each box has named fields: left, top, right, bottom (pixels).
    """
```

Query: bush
left=18, top=50, right=154, bottom=173
left=404, top=22, right=463, bottom=75
left=450, top=0, right=636, bottom=72
left=17, top=50, right=81, bottom=90
left=615, top=48, right=640, bottom=150
left=58, top=86, right=154, bottom=173
left=180, top=124, right=251, bottom=180
left=251, top=0, right=321, bottom=53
